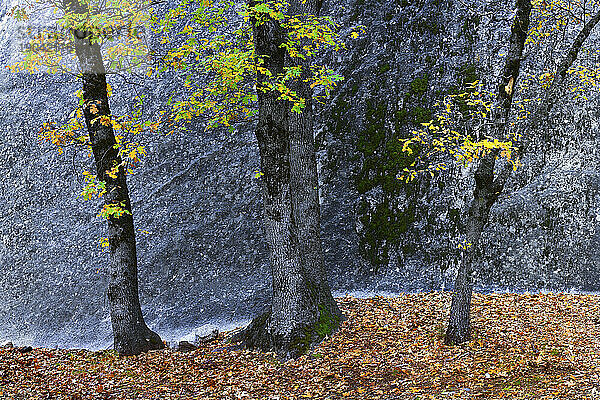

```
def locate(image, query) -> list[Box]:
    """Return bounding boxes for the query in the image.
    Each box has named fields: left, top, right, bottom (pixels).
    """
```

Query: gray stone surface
left=0, top=0, right=599, bottom=348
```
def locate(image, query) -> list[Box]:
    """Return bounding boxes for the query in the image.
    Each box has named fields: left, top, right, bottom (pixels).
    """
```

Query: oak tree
left=401, top=0, right=600, bottom=345
left=154, top=0, right=348, bottom=357
left=11, top=0, right=164, bottom=355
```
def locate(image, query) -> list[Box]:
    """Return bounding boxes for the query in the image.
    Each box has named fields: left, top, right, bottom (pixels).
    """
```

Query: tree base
left=444, top=324, right=470, bottom=346
left=116, top=327, right=164, bottom=356
left=231, top=303, right=342, bottom=359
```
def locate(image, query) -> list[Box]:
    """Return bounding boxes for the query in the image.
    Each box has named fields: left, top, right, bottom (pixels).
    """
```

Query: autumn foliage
left=1, top=293, right=598, bottom=399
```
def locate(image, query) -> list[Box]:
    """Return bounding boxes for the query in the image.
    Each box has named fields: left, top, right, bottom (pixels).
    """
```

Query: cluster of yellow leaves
left=81, top=170, right=133, bottom=221
left=565, top=63, right=600, bottom=100
left=528, top=0, right=600, bottom=44
left=98, top=201, right=132, bottom=219
left=527, top=0, right=570, bottom=46
left=38, top=91, right=158, bottom=220
left=98, top=236, right=110, bottom=252
left=8, top=31, right=68, bottom=73
left=38, top=118, right=86, bottom=154
left=456, top=240, right=473, bottom=250
left=80, top=171, right=106, bottom=200
left=399, top=82, right=518, bottom=182
left=281, top=13, right=343, bottom=59
left=521, top=0, right=600, bottom=100
left=9, top=0, right=154, bottom=74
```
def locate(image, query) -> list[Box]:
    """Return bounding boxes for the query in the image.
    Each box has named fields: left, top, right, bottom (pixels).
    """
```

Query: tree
left=239, top=0, right=341, bottom=358
left=286, top=0, right=341, bottom=340
left=11, top=0, right=164, bottom=355
left=153, top=0, right=347, bottom=357
left=444, top=0, right=533, bottom=345
left=445, top=0, right=600, bottom=345
left=400, top=0, right=600, bottom=345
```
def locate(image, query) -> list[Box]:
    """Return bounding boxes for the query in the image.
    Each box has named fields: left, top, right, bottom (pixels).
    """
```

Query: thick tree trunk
left=445, top=0, right=531, bottom=346
left=286, top=0, right=342, bottom=324
left=68, top=7, right=163, bottom=355
left=238, top=0, right=339, bottom=358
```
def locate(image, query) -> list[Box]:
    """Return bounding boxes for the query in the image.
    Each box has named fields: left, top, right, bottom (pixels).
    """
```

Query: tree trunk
left=286, top=0, right=342, bottom=325
left=445, top=1, right=600, bottom=345
left=445, top=0, right=531, bottom=346
left=68, top=5, right=163, bottom=355
left=238, top=0, right=340, bottom=358
left=445, top=154, right=501, bottom=345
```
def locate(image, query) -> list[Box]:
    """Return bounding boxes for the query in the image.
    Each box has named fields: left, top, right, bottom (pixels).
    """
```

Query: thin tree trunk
left=445, top=154, right=500, bottom=344
left=286, top=0, right=342, bottom=324
left=66, top=1, right=163, bottom=355
left=538, top=8, right=600, bottom=146
left=238, top=0, right=339, bottom=358
left=446, top=3, right=600, bottom=345
left=445, top=0, right=532, bottom=345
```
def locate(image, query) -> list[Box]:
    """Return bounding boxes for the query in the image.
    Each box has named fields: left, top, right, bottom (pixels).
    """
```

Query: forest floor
left=0, top=292, right=599, bottom=399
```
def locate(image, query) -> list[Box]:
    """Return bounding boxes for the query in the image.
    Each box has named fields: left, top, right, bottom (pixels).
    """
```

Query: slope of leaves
left=1, top=293, right=599, bottom=399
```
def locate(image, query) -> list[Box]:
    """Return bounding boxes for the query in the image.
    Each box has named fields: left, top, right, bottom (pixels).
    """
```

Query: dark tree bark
left=286, top=0, right=342, bottom=327
left=237, top=0, right=340, bottom=358
left=445, top=0, right=532, bottom=346
left=445, top=1, right=600, bottom=346
left=65, top=0, right=163, bottom=355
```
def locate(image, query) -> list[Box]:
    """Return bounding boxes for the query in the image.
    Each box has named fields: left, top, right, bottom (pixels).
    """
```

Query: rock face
left=320, top=0, right=600, bottom=294
left=0, top=0, right=599, bottom=348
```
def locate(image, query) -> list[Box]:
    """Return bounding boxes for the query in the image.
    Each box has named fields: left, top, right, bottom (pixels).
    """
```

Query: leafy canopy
left=10, top=0, right=159, bottom=222
left=10, top=0, right=353, bottom=224
left=399, top=0, right=600, bottom=181
left=153, top=0, right=350, bottom=133
left=399, top=82, right=518, bottom=182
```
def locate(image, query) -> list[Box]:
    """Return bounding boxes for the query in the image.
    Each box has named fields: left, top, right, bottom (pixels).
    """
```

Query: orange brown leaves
left=1, top=293, right=599, bottom=399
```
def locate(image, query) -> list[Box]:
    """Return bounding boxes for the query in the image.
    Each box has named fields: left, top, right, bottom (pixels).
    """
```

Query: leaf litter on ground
left=1, top=292, right=599, bottom=399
